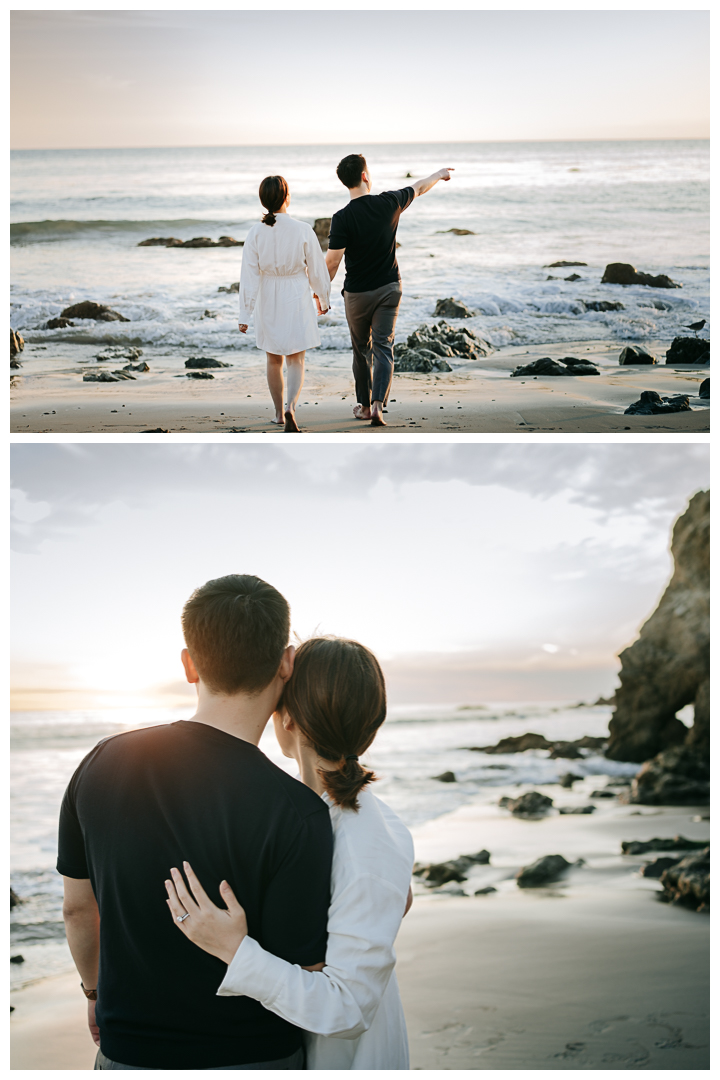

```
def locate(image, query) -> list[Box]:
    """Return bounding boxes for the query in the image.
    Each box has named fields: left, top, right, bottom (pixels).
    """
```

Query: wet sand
left=11, top=340, right=709, bottom=433
left=10, top=787, right=709, bottom=1070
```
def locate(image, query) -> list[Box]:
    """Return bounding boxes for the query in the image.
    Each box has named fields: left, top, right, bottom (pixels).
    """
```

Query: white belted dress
left=238, top=215, right=331, bottom=356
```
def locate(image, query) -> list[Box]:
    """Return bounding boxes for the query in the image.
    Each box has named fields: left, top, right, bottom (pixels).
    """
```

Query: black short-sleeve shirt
left=58, top=721, right=333, bottom=1069
left=328, top=187, right=415, bottom=293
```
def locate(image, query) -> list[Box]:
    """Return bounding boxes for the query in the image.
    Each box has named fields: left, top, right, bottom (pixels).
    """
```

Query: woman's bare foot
left=353, top=404, right=372, bottom=420
left=284, top=410, right=301, bottom=433
left=270, top=415, right=283, bottom=425
left=370, top=403, right=387, bottom=427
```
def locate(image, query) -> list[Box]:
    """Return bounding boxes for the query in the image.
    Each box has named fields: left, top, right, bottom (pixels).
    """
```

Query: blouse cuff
left=216, top=936, right=288, bottom=1006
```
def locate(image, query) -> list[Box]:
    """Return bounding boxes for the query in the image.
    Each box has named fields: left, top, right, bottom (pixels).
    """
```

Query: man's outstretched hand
left=437, top=168, right=454, bottom=181
left=412, top=168, right=454, bottom=197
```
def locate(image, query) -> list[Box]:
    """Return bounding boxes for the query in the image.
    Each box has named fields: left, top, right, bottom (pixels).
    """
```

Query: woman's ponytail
left=258, top=175, right=289, bottom=227
left=319, top=755, right=377, bottom=812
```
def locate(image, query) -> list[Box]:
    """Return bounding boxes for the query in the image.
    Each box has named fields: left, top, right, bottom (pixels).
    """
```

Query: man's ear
left=181, top=648, right=200, bottom=684
left=278, top=644, right=295, bottom=683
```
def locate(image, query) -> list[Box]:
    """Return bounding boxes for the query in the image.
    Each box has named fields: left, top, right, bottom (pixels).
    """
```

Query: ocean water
left=10, top=701, right=640, bottom=990
left=10, top=141, right=709, bottom=369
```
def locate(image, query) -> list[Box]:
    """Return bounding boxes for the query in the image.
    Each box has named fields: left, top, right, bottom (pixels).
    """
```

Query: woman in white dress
left=165, top=637, right=414, bottom=1070
left=239, top=176, right=331, bottom=432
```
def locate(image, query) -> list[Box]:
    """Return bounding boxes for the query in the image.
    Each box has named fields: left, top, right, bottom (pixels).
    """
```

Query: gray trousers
left=344, top=281, right=402, bottom=407
left=94, top=1046, right=304, bottom=1070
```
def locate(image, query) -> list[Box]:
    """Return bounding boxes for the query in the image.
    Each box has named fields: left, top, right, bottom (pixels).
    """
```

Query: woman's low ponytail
left=320, top=755, right=377, bottom=812
left=258, top=175, right=289, bottom=228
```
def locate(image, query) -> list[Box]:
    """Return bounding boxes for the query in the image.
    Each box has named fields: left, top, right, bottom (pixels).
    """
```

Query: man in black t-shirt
left=327, top=153, right=453, bottom=426
left=58, top=574, right=333, bottom=1070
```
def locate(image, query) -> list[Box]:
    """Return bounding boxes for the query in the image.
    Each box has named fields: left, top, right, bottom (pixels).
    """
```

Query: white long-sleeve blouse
left=217, top=788, right=414, bottom=1070
left=238, top=215, right=331, bottom=356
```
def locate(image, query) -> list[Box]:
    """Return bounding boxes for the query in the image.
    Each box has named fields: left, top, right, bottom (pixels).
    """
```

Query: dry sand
left=11, top=340, right=709, bottom=433
left=10, top=790, right=708, bottom=1070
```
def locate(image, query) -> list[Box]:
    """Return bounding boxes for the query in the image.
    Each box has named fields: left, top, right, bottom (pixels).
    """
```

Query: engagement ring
left=176, top=913, right=190, bottom=922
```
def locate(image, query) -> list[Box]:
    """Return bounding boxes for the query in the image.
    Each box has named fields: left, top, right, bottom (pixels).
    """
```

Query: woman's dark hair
left=259, top=175, right=289, bottom=226
left=182, top=574, right=290, bottom=695
left=336, top=154, right=367, bottom=190
left=282, top=637, right=386, bottom=811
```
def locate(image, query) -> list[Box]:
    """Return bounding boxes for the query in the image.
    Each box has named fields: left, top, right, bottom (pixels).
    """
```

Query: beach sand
left=11, top=340, right=709, bottom=433
left=10, top=789, right=709, bottom=1070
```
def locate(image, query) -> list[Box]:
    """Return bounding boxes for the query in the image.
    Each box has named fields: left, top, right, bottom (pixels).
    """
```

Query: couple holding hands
left=238, top=154, right=453, bottom=430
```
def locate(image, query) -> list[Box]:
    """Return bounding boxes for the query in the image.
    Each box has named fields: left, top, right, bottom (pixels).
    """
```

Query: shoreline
left=11, top=340, right=709, bottom=433
left=11, top=789, right=709, bottom=1070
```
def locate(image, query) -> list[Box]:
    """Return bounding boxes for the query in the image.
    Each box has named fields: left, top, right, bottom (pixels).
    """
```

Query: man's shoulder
left=262, top=757, right=330, bottom=822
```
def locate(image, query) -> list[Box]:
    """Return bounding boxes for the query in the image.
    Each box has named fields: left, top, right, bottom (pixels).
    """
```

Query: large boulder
left=313, top=218, right=331, bottom=252
left=413, top=850, right=490, bottom=888
left=433, top=297, right=474, bottom=318
left=501, top=791, right=553, bottom=816
left=619, top=345, right=657, bottom=365
left=516, top=854, right=571, bottom=887
left=699, top=379, right=709, bottom=399
left=620, top=836, right=708, bottom=855
left=46, top=317, right=75, bottom=329
left=659, top=848, right=709, bottom=911
left=625, top=745, right=710, bottom=805
left=511, top=357, right=599, bottom=378
left=546, top=261, right=588, bottom=268
left=582, top=300, right=624, bottom=312
left=624, top=391, right=691, bottom=415
left=60, top=301, right=129, bottom=322
left=138, top=237, right=184, bottom=247
left=606, top=491, right=709, bottom=762
left=478, top=732, right=553, bottom=754
left=601, top=263, right=682, bottom=289
left=185, top=357, right=231, bottom=369
left=665, top=337, right=710, bottom=365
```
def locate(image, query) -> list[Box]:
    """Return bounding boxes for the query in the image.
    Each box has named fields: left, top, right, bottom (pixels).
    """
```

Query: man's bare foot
left=284, top=410, right=301, bottom=433
left=370, top=404, right=387, bottom=427
left=353, top=404, right=372, bottom=420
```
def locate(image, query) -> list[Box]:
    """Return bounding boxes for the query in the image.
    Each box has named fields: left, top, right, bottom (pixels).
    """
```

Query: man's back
left=329, top=188, right=414, bottom=293
left=58, top=720, right=332, bottom=1068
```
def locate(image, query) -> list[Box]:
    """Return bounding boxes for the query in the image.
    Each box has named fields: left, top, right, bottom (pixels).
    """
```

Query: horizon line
left=10, top=135, right=710, bottom=153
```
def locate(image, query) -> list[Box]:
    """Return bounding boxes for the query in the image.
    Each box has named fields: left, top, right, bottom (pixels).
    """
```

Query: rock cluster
left=558, top=805, right=595, bottom=814
left=138, top=236, right=243, bottom=247
left=413, top=849, right=491, bottom=888
left=218, top=282, right=240, bottom=294
left=95, top=347, right=143, bottom=363
left=624, top=391, right=690, bottom=415
left=436, top=228, right=476, bottom=236
left=432, top=770, right=456, bottom=783
left=582, top=300, right=624, bottom=312
left=606, top=490, right=709, bottom=764
left=185, top=357, right=231, bottom=369
left=620, top=836, right=708, bottom=855
left=61, top=301, right=129, bottom=322
left=516, top=854, right=572, bottom=887
left=625, top=745, right=710, bottom=805
left=46, top=317, right=75, bottom=329
left=395, top=321, right=490, bottom=373
left=601, top=263, right=682, bottom=289
left=499, top=791, right=553, bottom=816
left=545, top=261, right=588, bottom=268
left=619, top=345, right=657, bottom=365
left=658, top=848, right=709, bottom=911
left=83, top=370, right=136, bottom=382
left=640, top=856, right=681, bottom=879
left=665, top=336, right=710, bottom=365
left=470, top=733, right=605, bottom=757
left=510, top=357, right=600, bottom=378
left=313, top=219, right=331, bottom=251
left=433, top=298, right=474, bottom=318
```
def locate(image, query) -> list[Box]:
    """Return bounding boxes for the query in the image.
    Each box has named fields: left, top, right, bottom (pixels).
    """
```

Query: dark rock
left=60, top=301, right=129, bottom=323
left=185, top=357, right=231, bottom=369
left=83, top=371, right=120, bottom=382
left=606, top=492, right=709, bottom=763
left=601, top=263, right=682, bottom=289
left=313, top=219, right=331, bottom=252
left=549, top=743, right=583, bottom=760
left=640, top=856, right=681, bottom=879
left=142, top=428, right=170, bottom=433
left=46, top=317, right=75, bottom=329
left=516, top=854, right=571, bottom=887
left=436, top=228, right=476, bottom=236
left=561, top=357, right=601, bottom=376
left=590, top=790, right=617, bottom=799
left=216, top=236, right=243, bottom=247
left=138, top=237, right=183, bottom=247
left=588, top=695, right=616, bottom=706
left=396, top=320, right=490, bottom=372
left=479, top=732, right=553, bottom=754
left=619, top=345, right=657, bottom=365
left=203, top=310, right=218, bottom=319
left=511, top=357, right=599, bottom=378
left=503, top=791, right=554, bottom=816
left=621, top=835, right=709, bottom=855
left=10, top=359, right=21, bottom=369
left=546, top=261, right=588, bottom=268
left=433, top=297, right=474, bottom=319
left=564, top=273, right=582, bottom=281
left=625, top=745, right=710, bottom=806
left=413, top=850, right=491, bottom=887
left=10, top=888, right=22, bottom=909
left=573, top=736, right=608, bottom=749
left=559, top=773, right=584, bottom=788
left=698, top=378, right=709, bottom=398
left=624, top=390, right=690, bottom=415
left=582, top=300, right=624, bottom=312
left=111, top=370, right=136, bottom=380
left=218, top=282, right=240, bottom=294
left=96, top=347, right=143, bottom=363
left=432, top=771, right=456, bottom=783
left=10, top=330, right=24, bottom=356
left=665, top=337, right=710, bottom=365
left=123, top=361, right=150, bottom=372
left=181, top=237, right=214, bottom=248
left=558, top=805, right=595, bottom=814
left=185, top=371, right=214, bottom=379
left=474, top=886, right=497, bottom=895
left=394, top=347, right=436, bottom=374
left=10, top=955, right=25, bottom=964
left=658, top=848, right=709, bottom=911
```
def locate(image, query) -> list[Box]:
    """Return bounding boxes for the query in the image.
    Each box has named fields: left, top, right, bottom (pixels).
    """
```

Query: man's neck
left=348, top=183, right=371, bottom=201
left=187, top=683, right=278, bottom=745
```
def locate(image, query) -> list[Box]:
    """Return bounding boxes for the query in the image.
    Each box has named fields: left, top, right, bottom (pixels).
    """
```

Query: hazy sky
left=11, top=9, right=709, bottom=148
left=11, top=443, right=708, bottom=709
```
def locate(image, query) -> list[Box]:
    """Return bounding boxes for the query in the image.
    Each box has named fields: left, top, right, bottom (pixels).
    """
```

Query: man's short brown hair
left=337, top=153, right=367, bottom=190
left=181, top=574, right=290, bottom=695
